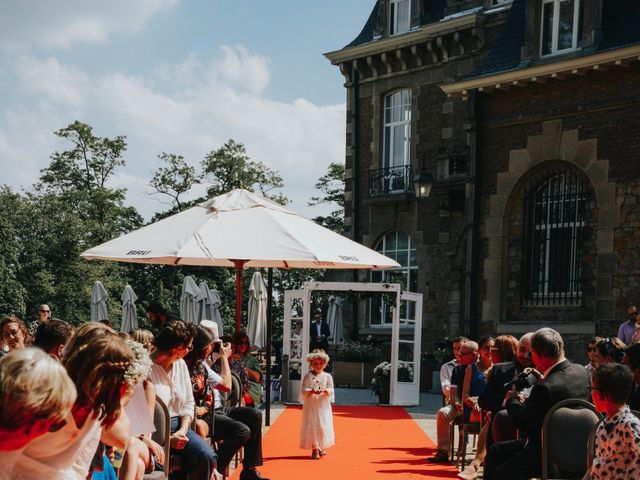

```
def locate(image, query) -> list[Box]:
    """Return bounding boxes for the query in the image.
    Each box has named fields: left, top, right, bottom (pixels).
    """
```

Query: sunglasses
left=238, top=340, right=250, bottom=345
left=40, top=310, right=50, bottom=313
left=586, top=347, right=596, bottom=352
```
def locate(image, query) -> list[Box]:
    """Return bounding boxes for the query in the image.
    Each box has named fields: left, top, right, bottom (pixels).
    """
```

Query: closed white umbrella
left=197, top=281, right=224, bottom=336
left=90, top=280, right=108, bottom=322
left=327, top=296, right=344, bottom=345
left=247, top=272, right=267, bottom=349
left=120, top=285, right=138, bottom=333
left=180, top=276, right=200, bottom=324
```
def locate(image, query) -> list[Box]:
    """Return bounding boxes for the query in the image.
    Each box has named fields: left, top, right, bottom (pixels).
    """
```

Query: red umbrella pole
left=234, top=260, right=248, bottom=333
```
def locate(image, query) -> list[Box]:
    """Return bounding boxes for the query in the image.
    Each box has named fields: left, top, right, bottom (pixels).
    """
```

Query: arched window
left=522, top=171, right=585, bottom=305
left=370, top=231, right=418, bottom=326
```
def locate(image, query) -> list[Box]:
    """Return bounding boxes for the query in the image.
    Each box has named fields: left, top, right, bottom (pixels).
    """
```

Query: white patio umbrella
left=121, top=285, right=138, bottom=333
left=247, top=271, right=267, bottom=349
left=90, top=280, right=108, bottom=322
left=326, top=296, right=344, bottom=345
left=197, top=281, right=224, bottom=336
left=180, top=275, right=200, bottom=324
left=81, top=188, right=399, bottom=424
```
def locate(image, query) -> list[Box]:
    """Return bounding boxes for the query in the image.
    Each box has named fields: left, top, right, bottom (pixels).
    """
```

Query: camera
left=504, top=368, right=537, bottom=391
left=212, top=340, right=222, bottom=355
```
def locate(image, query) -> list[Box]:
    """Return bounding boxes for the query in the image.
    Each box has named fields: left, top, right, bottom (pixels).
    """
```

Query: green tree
left=309, top=162, right=345, bottom=233
left=149, top=153, right=200, bottom=212
left=202, top=139, right=287, bottom=204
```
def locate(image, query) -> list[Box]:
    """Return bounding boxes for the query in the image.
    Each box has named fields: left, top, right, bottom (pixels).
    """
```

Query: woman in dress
left=184, top=325, right=216, bottom=439
left=148, top=320, right=217, bottom=480
left=232, top=332, right=263, bottom=407
left=0, top=316, right=28, bottom=355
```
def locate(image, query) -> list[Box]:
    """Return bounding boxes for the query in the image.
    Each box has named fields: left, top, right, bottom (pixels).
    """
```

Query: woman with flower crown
left=7, top=322, right=144, bottom=480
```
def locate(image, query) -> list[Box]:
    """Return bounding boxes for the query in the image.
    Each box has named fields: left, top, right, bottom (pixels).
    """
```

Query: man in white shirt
left=440, top=336, right=468, bottom=398
left=203, top=335, right=270, bottom=480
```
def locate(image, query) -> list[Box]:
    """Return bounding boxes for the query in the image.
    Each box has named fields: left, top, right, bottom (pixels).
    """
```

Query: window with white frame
left=540, top=0, right=583, bottom=56
left=381, top=89, right=411, bottom=192
left=389, top=0, right=411, bottom=35
left=370, top=231, right=418, bottom=326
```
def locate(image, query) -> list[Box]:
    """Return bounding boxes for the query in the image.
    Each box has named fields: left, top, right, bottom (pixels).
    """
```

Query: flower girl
left=299, top=350, right=335, bottom=459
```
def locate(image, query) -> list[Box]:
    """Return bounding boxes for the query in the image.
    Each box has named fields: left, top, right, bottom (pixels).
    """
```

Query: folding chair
left=540, top=398, right=602, bottom=480
left=143, top=395, right=171, bottom=480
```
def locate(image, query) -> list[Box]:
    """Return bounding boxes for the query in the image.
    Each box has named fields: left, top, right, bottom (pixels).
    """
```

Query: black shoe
left=239, top=467, right=270, bottom=480
left=426, top=451, right=449, bottom=463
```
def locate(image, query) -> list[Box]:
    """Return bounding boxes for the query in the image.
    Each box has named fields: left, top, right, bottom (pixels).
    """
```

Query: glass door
left=390, top=291, right=422, bottom=405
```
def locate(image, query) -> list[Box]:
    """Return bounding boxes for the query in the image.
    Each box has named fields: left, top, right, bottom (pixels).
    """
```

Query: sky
left=0, top=0, right=374, bottom=220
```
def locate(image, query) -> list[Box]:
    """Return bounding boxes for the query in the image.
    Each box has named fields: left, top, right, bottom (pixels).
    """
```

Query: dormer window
left=389, top=0, right=411, bottom=35
left=541, top=0, right=582, bottom=56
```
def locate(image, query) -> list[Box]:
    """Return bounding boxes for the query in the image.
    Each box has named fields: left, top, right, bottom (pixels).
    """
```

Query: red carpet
left=229, top=405, right=459, bottom=479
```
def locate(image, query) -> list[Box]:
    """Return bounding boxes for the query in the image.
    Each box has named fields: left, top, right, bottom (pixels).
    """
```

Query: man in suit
left=309, top=313, right=331, bottom=352
left=479, top=332, right=534, bottom=444
left=483, top=328, right=591, bottom=480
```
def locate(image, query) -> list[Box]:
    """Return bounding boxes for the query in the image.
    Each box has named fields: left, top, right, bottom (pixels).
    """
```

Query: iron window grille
left=521, top=171, right=585, bottom=306
left=369, top=165, right=413, bottom=196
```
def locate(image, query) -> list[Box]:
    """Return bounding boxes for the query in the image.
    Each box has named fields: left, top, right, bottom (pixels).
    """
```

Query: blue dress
left=463, top=362, right=487, bottom=423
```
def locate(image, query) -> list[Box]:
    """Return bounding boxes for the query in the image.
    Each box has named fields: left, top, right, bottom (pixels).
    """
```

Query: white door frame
left=282, top=281, right=423, bottom=406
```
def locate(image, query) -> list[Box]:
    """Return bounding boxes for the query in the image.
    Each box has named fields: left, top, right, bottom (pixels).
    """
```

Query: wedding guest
left=585, top=336, right=604, bottom=375
left=33, top=319, right=74, bottom=359
left=28, top=304, right=52, bottom=337
left=618, top=304, right=639, bottom=345
left=148, top=320, right=217, bottom=480
left=130, top=329, right=154, bottom=352
left=233, top=332, right=263, bottom=407
left=594, top=336, right=626, bottom=367
left=8, top=323, right=139, bottom=480
left=586, top=363, right=640, bottom=480
left=1, top=316, right=28, bottom=356
left=0, top=348, right=76, bottom=453
left=184, top=325, right=216, bottom=439
left=440, top=336, right=468, bottom=399
left=309, top=314, right=330, bottom=352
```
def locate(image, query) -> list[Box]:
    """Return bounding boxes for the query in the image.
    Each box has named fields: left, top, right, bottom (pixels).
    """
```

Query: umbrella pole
left=234, top=260, right=247, bottom=333
left=265, top=267, right=273, bottom=426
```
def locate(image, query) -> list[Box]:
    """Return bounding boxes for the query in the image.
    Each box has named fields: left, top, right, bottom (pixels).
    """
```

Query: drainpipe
left=465, top=90, right=481, bottom=338
left=351, top=69, right=360, bottom=339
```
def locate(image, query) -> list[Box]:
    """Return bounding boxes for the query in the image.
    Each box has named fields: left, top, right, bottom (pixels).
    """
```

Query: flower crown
left=123, top=340, right=152, bottom=386
left=306, top=350, right=329, bottom=363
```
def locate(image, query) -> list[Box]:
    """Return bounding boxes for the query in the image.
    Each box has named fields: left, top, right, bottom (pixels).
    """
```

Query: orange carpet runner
left=229, top=405, right=459, bottom=479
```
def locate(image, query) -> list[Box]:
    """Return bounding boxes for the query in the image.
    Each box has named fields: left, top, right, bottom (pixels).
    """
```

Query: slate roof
left=346, top=0, right=448, bottom=48
left=468, top=0, right=640, bottom=80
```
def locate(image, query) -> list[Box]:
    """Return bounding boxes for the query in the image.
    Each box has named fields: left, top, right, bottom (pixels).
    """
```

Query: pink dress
left=299, top=371, right=335, bottom=450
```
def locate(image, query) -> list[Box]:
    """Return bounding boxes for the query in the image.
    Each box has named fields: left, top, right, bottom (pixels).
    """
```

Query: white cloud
left=0, top=45, right=345, bottom=221
left=0, top=0, right=179, bottom=49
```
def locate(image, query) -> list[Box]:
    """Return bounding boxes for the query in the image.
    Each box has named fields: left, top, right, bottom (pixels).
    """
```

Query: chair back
left=541, top=398, right=601, bottom=480
left=225, top=372, right=243, bottom=409
left=146, top=395, right=171, bottom=480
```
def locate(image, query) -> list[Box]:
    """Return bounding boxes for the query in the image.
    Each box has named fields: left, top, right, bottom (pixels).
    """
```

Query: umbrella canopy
left=121, top=285, right=138, bottom=333
left=327, top=296, right=344, bottom=345
left=80, top=189, right=399, bottom=269
left=90, top=280, right=109, bottom=322
left=247, top=272, right=267, bottom=349
left=180, top=275, right=200, bottom=324
left=197, top=281, right=224, bottom=336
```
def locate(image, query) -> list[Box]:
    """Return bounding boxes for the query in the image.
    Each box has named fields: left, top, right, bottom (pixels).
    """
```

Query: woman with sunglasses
left=148, top=320, right=218, bottom=480
left=593, top=336, right=626, bottom=368
left=0, top=316, right=28, bottom=356
left=232, top=332, right=263, bottom=407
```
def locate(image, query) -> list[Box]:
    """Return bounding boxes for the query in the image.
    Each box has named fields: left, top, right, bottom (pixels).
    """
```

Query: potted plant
left=371, top=360, right=414, bottom=404
left=333, top=340, right=382, bottom=387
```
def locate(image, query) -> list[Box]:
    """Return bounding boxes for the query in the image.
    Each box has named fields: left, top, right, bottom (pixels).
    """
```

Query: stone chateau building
left=325, top=0, right=640, bottom=358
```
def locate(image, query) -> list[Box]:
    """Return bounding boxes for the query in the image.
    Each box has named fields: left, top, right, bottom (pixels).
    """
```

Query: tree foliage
left=308, top=162, right=345, bottom=233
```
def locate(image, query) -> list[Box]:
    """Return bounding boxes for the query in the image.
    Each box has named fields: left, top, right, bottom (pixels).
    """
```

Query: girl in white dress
left=299, top=350, right=335, bottom=459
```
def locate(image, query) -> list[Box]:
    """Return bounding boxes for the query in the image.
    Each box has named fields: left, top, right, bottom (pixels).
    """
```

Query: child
left=585, top=363, right=640, bottom=480
left=300, top=349, right=335, bottom=459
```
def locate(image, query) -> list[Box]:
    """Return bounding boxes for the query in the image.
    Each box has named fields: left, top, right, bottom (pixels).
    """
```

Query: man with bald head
left=427, top=340, right=479, bottom=463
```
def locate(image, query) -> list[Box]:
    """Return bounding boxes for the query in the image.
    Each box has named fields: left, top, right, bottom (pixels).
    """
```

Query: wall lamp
left=413, top=171, right=434, bottom=198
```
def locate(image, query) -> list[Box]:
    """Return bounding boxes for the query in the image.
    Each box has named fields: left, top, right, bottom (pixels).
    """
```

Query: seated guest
left=200, top=325, right=270, bottom=480
left=585, top=336, right=603, bottom=376
left=1, top=316, right=28, bottom=355
left=0, top=348, right=76, bottom=453
left=440, top=336, right=468, bottom=400
left=148, top=320, right=218, bottom=480
left=232, top=332, right=263, bottom=407
left=623, top=343, right=640, bottom=411
left=184, top=325, right=216, bottom=439
left=219, top=334, right=251, bottom=393
left=586, top=363, right=640, bottom=480
left=427, top=340, right=479, bottom=463
left=130, top=329, right=154, bottom=352
left=483, top=328, right=590, bottom=480
left=593, top=336, right=626, bottom=368
left=9, top=323, right=139, bottom=480
left=33, top=319, right=74, bottom=359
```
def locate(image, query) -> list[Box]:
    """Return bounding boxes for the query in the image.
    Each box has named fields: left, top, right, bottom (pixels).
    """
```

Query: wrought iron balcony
left=369, top=165, right=412, bottom=197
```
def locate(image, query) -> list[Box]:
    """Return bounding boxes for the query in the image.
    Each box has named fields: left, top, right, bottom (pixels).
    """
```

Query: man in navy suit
left=483, top=328, right=591, bottom=480
left=309, top=313, right=331, bottom=352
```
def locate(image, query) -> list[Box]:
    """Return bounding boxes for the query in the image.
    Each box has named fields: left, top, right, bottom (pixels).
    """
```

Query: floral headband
left=306, top=350, right=329, bottom=363
left=123, top=340, right=152, bottom=386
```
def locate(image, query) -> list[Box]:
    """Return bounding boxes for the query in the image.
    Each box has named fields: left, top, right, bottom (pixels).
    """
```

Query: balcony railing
left=369, top=165, right=412, bottom=197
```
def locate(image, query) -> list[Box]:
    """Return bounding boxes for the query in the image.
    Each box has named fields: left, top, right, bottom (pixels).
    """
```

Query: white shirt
left=440, top=359, right=458, bottom=397
left=203, top=361, right=224, bottom=410
left=149, top=359, right=195, bottom=419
